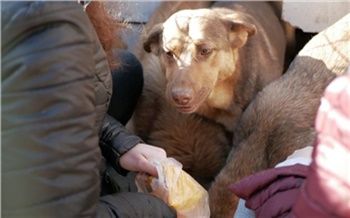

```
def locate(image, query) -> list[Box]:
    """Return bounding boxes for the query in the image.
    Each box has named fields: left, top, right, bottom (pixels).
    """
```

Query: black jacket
left=1, top=1, right=175, bottom=217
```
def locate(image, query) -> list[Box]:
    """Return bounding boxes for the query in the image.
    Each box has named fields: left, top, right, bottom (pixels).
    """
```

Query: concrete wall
left=282, top=1, right=350, bottom=33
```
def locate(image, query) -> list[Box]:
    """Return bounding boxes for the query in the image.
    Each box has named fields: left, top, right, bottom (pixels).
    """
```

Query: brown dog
left=141, top=1, right=286, bottom=131
left=132, top=2, right=286, bottom=188
left=208, top=13, right=350, bottom=218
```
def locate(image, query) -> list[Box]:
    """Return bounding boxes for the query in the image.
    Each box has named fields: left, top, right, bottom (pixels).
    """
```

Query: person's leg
left=107, top=49, right=144, bottom=126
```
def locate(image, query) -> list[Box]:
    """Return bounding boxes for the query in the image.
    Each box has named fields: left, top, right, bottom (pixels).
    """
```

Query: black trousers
left=107, top=49, right=144, bottom=126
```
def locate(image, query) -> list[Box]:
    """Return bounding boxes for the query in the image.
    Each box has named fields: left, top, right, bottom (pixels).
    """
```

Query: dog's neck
left=197, top=60, right=243, bottom=132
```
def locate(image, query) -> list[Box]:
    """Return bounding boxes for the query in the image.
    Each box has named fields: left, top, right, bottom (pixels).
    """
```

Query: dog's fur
left=132, top=1, right=286, bottom=188
left=208, top=13, right=350, bottom=217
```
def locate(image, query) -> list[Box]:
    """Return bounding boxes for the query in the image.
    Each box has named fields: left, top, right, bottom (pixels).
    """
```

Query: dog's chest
left=197, top=103, right=240, bottom=132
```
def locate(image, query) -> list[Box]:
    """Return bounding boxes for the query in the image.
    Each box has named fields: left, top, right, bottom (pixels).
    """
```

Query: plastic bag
left=135, top=157, right=210, bottom=218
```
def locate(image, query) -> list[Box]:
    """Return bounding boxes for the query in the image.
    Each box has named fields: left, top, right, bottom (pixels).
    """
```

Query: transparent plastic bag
left=135, top=157, right=210, bottom=218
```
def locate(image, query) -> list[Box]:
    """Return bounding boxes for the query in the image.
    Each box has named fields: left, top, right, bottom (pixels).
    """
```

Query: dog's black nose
left=172, top=89, right=192, bottom=105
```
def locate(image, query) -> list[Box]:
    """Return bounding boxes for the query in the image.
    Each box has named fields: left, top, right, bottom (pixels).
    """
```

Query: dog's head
left=144, top=8, right=256, bottom=114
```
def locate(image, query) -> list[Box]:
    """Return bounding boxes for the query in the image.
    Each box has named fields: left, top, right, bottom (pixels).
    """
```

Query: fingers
left=139, top=144, right=166, bottom=177
left=140, top=158, right=158, bottom=177
left=148, top=146, right=167, bottom=161
left=119, top=143, right=167, bottom=177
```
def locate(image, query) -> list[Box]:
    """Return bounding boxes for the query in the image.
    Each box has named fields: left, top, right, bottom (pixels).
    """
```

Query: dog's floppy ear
left=221, top=15, right=257, bottom=48
left=143, top=23, right=164, bottom=55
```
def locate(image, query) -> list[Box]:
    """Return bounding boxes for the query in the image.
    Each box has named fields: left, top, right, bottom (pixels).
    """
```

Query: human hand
left=119, top=143, right=167, bottom=177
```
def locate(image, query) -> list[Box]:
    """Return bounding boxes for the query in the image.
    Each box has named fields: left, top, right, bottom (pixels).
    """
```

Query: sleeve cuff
left=100, top=140, right=129, bottom=176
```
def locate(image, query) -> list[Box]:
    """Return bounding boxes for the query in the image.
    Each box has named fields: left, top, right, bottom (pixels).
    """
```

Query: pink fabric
left=229, top=73, right=350, bottom=218
left=291, top=73, right=350, bottom=218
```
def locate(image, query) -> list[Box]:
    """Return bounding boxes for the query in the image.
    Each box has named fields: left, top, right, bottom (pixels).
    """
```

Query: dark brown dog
left=208, top=13, right=350, bottom=218
left=131, top=2, right=286, bottom=188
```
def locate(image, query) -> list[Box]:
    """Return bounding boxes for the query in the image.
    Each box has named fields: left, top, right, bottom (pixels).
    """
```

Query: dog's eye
left=200, top=49, right=212, bottom=56
left=165, top=51, right=174, bottom=58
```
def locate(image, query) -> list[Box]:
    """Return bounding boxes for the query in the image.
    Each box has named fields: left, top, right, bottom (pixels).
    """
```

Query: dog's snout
left=172, top=89, right=192, bottom=105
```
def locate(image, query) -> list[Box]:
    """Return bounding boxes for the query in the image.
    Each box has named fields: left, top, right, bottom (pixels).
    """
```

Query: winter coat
left=1, top=1, right=176, bottom=217
left=229, top=73, right=350, bottom=218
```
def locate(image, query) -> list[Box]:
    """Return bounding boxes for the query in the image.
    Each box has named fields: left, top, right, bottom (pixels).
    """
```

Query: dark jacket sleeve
left=1, top=2, right=102, bottom=217
left=97, top=192, right=177, bottom=218
left=100, top=114, right=143, bottom=176
left=2, top=2, right=176, bottom=218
